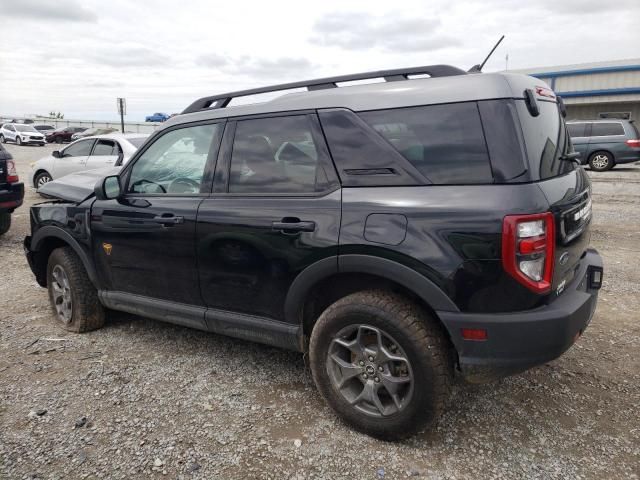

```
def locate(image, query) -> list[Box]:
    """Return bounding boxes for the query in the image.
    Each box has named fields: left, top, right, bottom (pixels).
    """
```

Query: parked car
left=0, top=123, right=45, bottom=146
left=567, top=119, right=640, bottom=171
left=34, top=124, right=56, bottom=135
left=145, top=112, right=170, bottom=122
left=46, top=126, right=87, bottom=144
left=25, top=65, right=602, bottom=440
left=71, top=127, right=118, bottom=141
left=30, top=133, right=149, bottom=190
left=0, top=144, right=24, bottom=235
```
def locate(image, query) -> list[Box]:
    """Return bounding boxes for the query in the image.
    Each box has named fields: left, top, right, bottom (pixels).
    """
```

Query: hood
left=38, top=166, right=121, bottom=203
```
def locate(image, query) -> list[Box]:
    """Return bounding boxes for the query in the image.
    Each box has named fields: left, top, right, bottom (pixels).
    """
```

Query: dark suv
left=24, top=65, right=603, bottom=439
left=0, top=144, right=24, bottom=235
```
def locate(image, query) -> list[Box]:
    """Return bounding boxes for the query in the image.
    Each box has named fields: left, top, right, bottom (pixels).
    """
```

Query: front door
left=197, top=114, right=341, bottom=322
left=53, top=138, right=95, bottom=178
left=85, top=138, right=121, bottom=170
left=90, top=121, right=224, bottom=311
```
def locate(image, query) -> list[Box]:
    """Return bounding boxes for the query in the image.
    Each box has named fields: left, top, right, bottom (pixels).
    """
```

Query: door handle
left=272, top=219, right=316, bottom=233
left=150, top=215, right=184, bottom=225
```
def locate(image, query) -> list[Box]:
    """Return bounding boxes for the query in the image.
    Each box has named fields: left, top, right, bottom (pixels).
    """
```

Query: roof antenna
left=468, top=35, right=505, bottom=73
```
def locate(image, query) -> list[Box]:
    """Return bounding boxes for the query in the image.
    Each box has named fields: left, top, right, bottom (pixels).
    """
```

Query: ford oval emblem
left=559, top=251, right=570, bottom=266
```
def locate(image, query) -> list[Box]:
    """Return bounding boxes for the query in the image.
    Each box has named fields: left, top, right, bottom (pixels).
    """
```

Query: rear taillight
left=626, top=139, right=640, bottom=148
left=502, top=212, right=555, bottom=294
left=7, top=160, right=19, bottom=183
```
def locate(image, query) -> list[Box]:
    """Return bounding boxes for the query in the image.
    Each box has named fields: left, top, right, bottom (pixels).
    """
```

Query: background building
left=514, top=58, right=640, bottom=121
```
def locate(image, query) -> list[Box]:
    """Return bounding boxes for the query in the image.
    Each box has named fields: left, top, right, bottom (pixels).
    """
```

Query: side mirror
left=95, top=175, right=122, bottom=201
left=52, top=150, right=61, bottom=158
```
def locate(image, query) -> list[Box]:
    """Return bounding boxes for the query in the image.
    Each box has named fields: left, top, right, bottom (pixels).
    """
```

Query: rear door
left=196, top=113, right=341, bottom=322
left=567, top=122, right=590, bottom=163
left=588, top=122, right=626, bottom=155
left=53, top=139, right=95, bottom=178
left=516, top=100, right=592, bottom=297
left=85, top=139, right=121, bottom=171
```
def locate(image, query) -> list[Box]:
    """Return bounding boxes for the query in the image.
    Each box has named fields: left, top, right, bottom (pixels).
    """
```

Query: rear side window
left=92, top=140, right=118, bottom=156
left=229, top=115, right=329, bottom=194
left=360, top=103, right=493, bottom=184
left=591, top=123, right=625, bottom=136
left=567, top=123, right=587, bottom=137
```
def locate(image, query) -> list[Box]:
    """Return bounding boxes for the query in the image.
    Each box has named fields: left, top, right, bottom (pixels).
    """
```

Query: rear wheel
left=309, top=290, right=452, bottom=440
left=0, top=212, right=11, bottom=235
left=46, top=247, right=105, bottom=333
left=589, top=151, right=614, bottom=171
left=0, top=135, right=5, bottom=143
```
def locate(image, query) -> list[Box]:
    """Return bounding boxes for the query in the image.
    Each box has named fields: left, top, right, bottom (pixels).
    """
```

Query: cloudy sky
left=1, top=0, right=639, bottom=121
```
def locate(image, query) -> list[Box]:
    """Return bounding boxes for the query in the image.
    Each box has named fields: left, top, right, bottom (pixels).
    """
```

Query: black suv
left=24, top=65, right=603, bottom=439
left=0, top=144, right=24, bottom=235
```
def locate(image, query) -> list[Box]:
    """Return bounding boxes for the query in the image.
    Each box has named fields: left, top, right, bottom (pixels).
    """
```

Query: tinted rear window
left=515, top=100, right=574, bottom=180
left=591, top=122, right=625, bottom=136
left=360, top=103, right=493, bottom=184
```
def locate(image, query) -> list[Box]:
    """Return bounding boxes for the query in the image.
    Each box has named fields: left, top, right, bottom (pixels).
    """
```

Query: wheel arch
left=33, top=168, right=52, bottom=187
left=285, top=254, right=459, bottom=347
left=30, top=226, right=99, bottom=288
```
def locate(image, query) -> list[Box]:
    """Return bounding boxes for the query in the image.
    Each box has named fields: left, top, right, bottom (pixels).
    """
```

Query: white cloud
left=0, top=0, right=638, bottom=120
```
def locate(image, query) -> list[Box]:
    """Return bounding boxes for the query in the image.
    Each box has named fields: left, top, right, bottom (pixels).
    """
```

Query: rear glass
left=360, top=102, right=493, bottom=184
left=591, top=122, right=625, bottom=136
left=127, top=137, right=147, bottom=148
left=515, top=100, right=574, bottom=180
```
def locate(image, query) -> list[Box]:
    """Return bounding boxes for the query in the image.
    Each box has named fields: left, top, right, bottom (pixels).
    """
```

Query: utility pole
left=117, top=98, right=126, bottom=133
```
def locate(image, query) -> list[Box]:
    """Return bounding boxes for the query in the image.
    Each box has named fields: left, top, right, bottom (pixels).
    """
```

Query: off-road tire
left=47, top=247, right=105, bottom=333
left=309, top=290, right=452, bottom=440
left=588, top=151, right=614, bottom=172
left=0, top=212, right=11, bottom=235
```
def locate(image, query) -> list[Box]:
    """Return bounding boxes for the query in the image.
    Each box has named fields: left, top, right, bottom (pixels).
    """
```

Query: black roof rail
left=182, top=64, right=466, bottom=114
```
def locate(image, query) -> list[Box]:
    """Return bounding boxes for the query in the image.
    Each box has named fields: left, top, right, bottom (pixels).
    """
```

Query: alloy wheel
left=326, top=324, right=414, bottom=417
left=37, top=175, right=52, bottom=188
left=591, top=154, right=609, bottom=170
left=51, top=265, right=73, bottom=324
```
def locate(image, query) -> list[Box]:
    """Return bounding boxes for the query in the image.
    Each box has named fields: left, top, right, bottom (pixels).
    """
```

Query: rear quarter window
left=359, top=102, right=493, bottom=184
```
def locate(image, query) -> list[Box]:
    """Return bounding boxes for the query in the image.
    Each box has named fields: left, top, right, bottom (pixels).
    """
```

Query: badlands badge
left=102, top=243, right=113, bottom=256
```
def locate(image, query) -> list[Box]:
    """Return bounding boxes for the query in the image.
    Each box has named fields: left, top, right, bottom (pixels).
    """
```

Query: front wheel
left=309, top=290, right=452, bottom=440
left=16, top=136, right=22, bottom=146
left=589, top=151, right=614, bottom=172
left=46, top=247, right=105, bottom=333
left=35, top=171, right=52, bottom=190
left=0, top=135, right=5, bottom=143
left=0, top=212, right=10, bottom=235
left=55, top=136, right=63, bottom=144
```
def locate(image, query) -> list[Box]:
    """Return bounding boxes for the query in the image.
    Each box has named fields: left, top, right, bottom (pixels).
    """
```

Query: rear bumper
left=438, top=249, right=602, bottom=383
left=0, top=182, right=24, bottom=212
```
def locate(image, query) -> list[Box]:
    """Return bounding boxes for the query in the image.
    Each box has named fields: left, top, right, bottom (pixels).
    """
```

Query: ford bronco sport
left=24, top=65, right=603, bottom=439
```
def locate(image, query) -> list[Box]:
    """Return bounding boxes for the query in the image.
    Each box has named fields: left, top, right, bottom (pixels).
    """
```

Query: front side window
left=360, top=103, right=493, bottom=184
left=92, top=139, right=119, bottom=156
left=229, top=115, right=327, bottom=194
left=567, top=123, right=587, bottom=137
left=128, top=123, right=220, bottom=195
left=591, top=123, right=625, bottom=136
left=62, top=139, right=94, bottom=157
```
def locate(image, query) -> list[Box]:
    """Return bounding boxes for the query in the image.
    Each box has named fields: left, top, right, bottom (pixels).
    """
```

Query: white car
left=0, top=123, right=46, bottom=146
left=30, top=133, right=149, bottom=189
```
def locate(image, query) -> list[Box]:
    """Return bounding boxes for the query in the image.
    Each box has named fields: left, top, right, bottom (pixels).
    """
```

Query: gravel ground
left=1, top=143, right=639, bottom=480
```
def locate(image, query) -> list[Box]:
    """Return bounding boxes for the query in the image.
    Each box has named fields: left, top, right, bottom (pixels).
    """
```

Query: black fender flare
left=284, top=254, right=459, bottom=325
left=30, top=226, right=100, bottom=288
